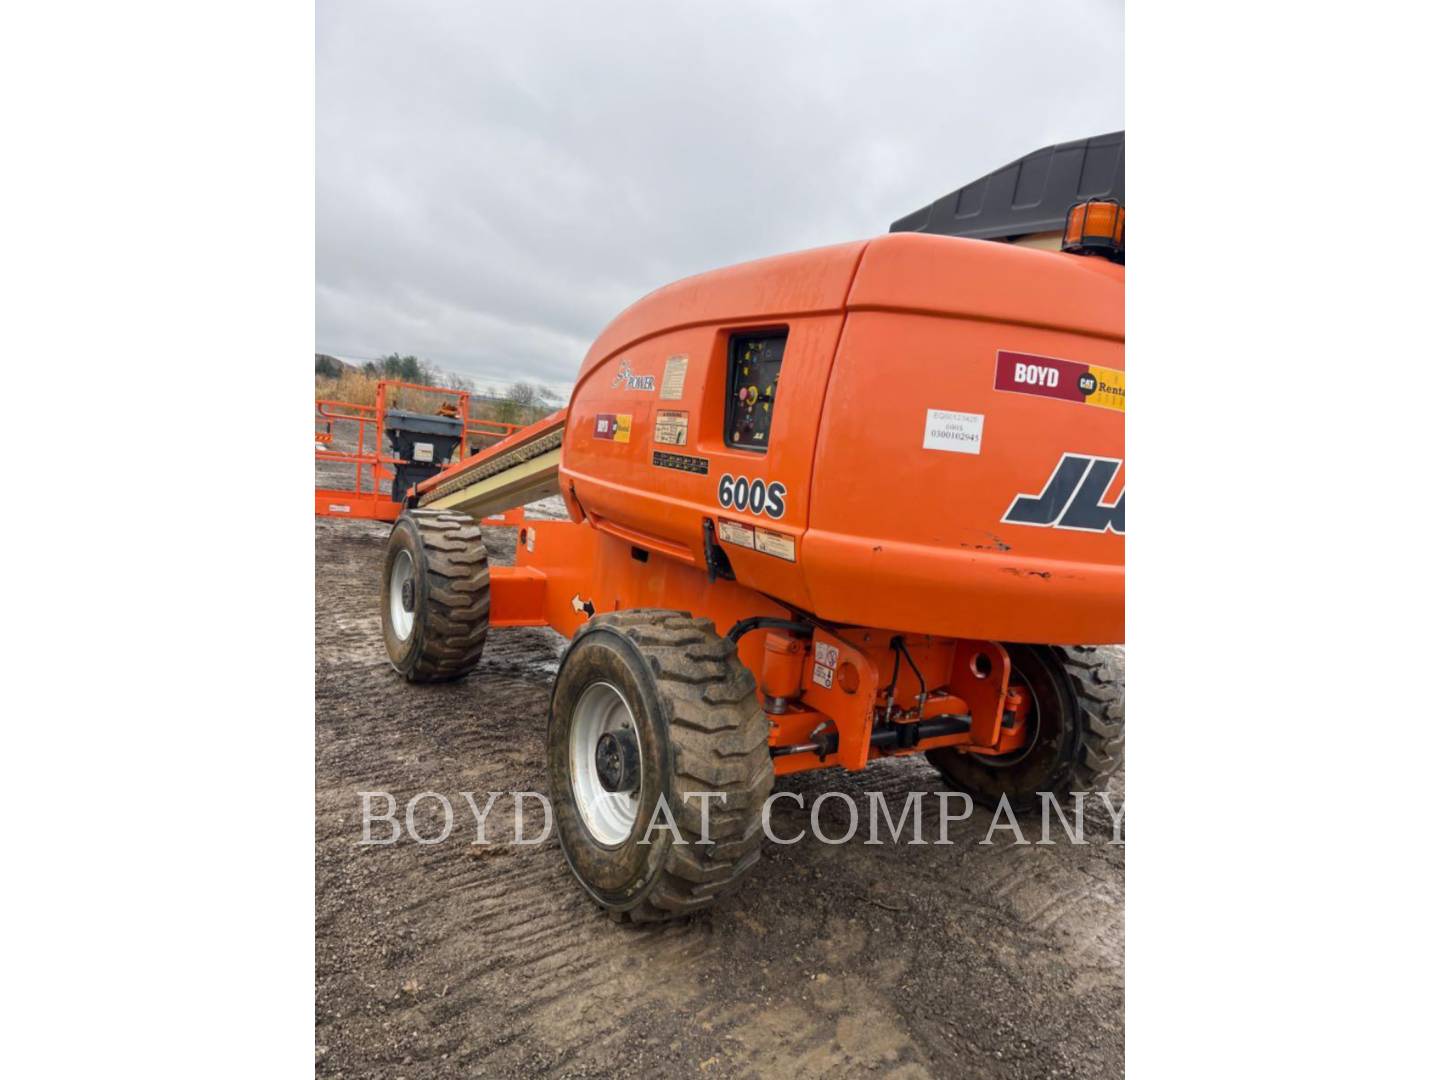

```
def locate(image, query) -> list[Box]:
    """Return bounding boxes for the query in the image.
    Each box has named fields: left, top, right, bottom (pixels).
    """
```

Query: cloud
left=318, top=0, right=1122, bottom=394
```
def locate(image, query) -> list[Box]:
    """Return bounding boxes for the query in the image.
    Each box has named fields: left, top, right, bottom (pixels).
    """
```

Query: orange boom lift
left=373, top=133, right=1125, bottom=921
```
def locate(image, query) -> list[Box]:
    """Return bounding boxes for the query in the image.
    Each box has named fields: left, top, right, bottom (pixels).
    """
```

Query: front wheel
left=380, top=510, right=490, bottom=682
left=548, top=610, right=773, bottom=923
left=927, top=645, right=1124, bottom=812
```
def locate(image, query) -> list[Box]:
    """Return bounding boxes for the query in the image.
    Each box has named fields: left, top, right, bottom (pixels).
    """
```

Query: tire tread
left=582, top=610, right=772, bottom=923
left=396, top=510, right=490, bottom=683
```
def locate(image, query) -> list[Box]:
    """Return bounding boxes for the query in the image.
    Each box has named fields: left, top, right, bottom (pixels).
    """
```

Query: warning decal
left=653, top=409, right=689, bottom=446
left=754, top=527, right=796, bottom=561
left=660, top=355, right=689, bottom=400
left=717, top=519, right=755, bottom=548
left=994, top=350, right=1125, bottom=413
left=812, top=640, right=838, bottom=689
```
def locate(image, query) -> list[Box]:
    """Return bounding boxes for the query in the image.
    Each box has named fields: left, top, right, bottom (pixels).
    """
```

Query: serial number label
left=922, top=409, right=984, bottom=455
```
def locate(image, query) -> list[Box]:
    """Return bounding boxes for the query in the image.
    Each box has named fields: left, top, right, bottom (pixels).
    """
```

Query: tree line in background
left=316, top=353, right=562, bottom=425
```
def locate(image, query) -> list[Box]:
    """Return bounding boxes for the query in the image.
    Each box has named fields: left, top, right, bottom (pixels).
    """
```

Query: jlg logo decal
left=718, top=474, right=786, bottom=519
left=1003, top=454, right=1124, bottom=534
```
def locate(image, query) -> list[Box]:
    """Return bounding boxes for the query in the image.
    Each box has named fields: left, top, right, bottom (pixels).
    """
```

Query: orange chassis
left=485, top=514, right=1029, bottom=777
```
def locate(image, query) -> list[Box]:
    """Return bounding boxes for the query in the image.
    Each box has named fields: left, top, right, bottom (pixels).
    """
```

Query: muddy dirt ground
left=316, top=514, right=1124, bottom=1079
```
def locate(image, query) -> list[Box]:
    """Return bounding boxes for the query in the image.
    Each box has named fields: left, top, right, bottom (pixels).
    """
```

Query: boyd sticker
left=994, top=349, right=1125, bottom=413
left=593, top=413, right=632, bottom=443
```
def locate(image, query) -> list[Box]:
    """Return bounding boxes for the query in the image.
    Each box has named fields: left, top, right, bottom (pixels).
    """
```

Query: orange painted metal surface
left=759, top=633, right=806, bottom=702
left=559, top=232, right=1123, bottom=644
left=314, top=488, right=402, bottom=522
left=807, top=235, right=1122, bottom=642
left=491, top=518, right=1037, bottom=773
left=559, top=243, right=865, bottom=608
left=796, top=629, right=881, bottom=771
left=488, top=566, right=548, bottom=627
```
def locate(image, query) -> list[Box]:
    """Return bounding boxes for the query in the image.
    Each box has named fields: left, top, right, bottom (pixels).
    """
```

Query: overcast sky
left=317, top=1, right=1122, bottom=395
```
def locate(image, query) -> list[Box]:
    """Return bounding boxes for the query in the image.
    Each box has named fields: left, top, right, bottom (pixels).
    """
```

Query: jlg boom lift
left=368, top=133, right=1125, bottom=921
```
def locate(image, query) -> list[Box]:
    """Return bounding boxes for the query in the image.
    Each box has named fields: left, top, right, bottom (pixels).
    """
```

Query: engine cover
left=560, top=232, right=1123, bottom=644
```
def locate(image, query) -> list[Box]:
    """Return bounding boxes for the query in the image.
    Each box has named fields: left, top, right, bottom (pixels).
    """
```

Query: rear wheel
left=548, top=610, right=773, bottom=923
left=927, top=645, right=1123, bottom=812
left=380, top=510, right=490, bottom=682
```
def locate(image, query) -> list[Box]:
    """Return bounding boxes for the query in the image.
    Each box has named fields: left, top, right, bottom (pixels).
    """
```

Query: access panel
left=724, top=331, right=787, bottom=451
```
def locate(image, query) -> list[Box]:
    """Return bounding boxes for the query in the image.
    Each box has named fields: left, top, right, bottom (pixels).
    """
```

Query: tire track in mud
left=316, top=515, right=1125, bottom=1079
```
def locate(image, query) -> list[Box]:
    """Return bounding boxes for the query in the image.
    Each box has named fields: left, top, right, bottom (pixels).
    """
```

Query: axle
left=770, top=712, right=974, bottom=760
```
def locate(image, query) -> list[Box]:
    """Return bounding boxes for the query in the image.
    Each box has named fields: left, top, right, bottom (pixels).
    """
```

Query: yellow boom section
left=415, top=409, right=566, bottom=518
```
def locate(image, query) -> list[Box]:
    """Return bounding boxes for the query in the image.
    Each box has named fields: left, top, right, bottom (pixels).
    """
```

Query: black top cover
left=890, top=131, right=1124, bottom=241
left=383, top=409, right=464, bottom=438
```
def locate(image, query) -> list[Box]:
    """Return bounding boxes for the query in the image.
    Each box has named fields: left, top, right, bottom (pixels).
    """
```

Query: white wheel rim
left=570, top=682, right=643, bottom=846
left=389, top=549, right=416, bottom=640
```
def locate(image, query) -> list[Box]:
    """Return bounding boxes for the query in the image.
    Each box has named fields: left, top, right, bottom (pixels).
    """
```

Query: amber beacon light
left=1062, top=198, right=1124, bottom=263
